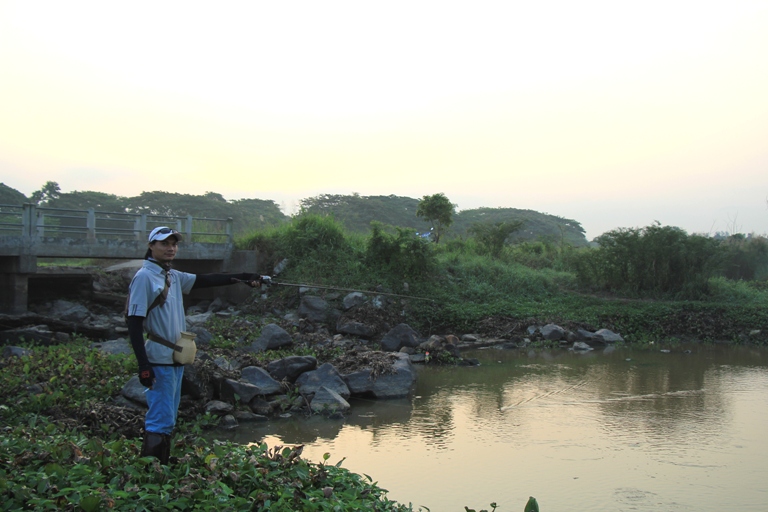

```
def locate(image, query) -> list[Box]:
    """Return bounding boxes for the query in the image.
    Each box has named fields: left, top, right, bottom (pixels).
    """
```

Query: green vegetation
left=3, top=184, right=767, bottom=509
left=0, top=339, right=414, bottom=511
left=3, top=183, right=591, bottom=245
left=240, top=214, right=768, bottom=343
left=415, top=193, right=456, bottom=244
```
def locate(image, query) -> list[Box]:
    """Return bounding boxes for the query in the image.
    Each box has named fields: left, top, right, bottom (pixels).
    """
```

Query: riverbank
left=2, top=222, right=767, bottom=510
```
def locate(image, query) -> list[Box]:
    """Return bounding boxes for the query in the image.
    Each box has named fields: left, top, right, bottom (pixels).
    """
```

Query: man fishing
left=126, top=226, right=267, bottom=463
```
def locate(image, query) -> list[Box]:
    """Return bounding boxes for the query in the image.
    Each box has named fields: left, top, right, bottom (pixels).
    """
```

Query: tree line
left=1, top=182, right=590, bottom=246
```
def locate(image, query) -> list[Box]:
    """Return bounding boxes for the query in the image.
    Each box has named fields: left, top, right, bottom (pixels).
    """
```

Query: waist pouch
left=148, top=331, right=197, bottom=365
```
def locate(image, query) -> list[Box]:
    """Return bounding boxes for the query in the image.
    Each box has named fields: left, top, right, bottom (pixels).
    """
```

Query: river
left=217, top=344, right=768, bottom=511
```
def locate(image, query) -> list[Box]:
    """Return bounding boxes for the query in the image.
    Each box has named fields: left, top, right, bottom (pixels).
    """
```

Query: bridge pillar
left=0, top=256, right=36, bottom=314
left=0, top=273, right=29, bottom=314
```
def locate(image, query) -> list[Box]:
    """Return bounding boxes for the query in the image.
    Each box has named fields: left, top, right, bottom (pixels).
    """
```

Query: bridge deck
left=0, top=204, right=242, bottom=314
left=0, top=203, right=234, bottom=260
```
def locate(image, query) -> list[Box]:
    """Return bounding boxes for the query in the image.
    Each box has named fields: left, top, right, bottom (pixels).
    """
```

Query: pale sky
left=1, top=0, right=767, bottom=240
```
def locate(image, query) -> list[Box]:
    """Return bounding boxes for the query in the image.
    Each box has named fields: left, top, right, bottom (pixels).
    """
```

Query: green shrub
left=718, top=234, right=768, bottom=281
left=366, top=222, right=436, bottom=281
left=572, top=223, right=721, bottom=298
left=468, top=220, right=523, bottom=258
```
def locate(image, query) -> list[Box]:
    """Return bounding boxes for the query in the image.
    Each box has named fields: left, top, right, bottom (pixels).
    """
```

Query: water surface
left=219, top=345, right=768, bottom=511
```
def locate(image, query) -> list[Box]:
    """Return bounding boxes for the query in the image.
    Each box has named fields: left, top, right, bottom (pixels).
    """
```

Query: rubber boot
left=161, top=433, right=173, bottom=465
left=140, top=432, right=170, bottom=464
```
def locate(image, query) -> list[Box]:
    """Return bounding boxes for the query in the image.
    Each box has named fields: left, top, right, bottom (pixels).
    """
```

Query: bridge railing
left=0, top=203, right=233, bottom=244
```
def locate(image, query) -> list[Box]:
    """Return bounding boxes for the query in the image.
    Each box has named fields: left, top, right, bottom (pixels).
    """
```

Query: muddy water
left=219, top=345, right=768, bottom=511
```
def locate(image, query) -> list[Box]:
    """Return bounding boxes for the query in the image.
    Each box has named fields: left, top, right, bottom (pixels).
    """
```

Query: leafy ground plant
left=0, top=417, right=414, bottom=511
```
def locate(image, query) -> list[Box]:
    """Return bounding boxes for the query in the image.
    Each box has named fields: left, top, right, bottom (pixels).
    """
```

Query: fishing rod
left=232, top=277, right=435, bottom=302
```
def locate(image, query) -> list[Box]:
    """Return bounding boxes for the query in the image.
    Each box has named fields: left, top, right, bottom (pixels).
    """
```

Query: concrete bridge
left=0, top=204, right=257, bottom=313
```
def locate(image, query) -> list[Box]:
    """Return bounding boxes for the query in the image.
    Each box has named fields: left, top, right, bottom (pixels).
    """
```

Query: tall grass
left=234, top=214, right=768, bottom=341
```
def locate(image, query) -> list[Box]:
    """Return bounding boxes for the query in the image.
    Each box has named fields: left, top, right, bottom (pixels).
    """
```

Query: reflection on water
left=215, top=345, right=768, bottom=511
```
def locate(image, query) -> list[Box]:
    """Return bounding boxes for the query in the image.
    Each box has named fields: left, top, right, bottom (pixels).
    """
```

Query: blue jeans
left=145, top=365, right=184, bottom=435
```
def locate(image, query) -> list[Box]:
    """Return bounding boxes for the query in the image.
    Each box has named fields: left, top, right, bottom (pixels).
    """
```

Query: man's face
left=149, top=237, right=179, bottom=263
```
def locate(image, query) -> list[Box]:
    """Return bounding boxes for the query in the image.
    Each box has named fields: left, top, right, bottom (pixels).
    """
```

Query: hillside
left=1, top=183, right=589, bottom=246
left=300, top=193, right=589, bottom=246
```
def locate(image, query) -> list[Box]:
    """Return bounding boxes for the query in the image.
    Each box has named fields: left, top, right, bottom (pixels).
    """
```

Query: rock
left=571, top=342, right=593, bottom=351
left=91, top=338, right=132, bottom=355
left=219, top=414, right=238, bottom=430
left=186, top=302, right=209, bottom=315
left=221, top=378, right=263, bottom=404
left=267, top=356, right=317, bottom=382
left=51, top=300, right=90, bottom=322
left=121, top=376, right=149, bottom=406
left=112, top=394, right=147, bottom=411
left=594, top=329, right=624, bottom=343
left=213, top=356, right=238, bottom=371
left=207, top=297, right=229, bottom=313
left=420, top=335, right=444, bottom=352
left=186, top=312, right=213, bottom=327
left=249, top=398, right=275, bottom=416
left=380, top=323, right=421, bottom=352
left=240, top=366, right=283, bottom=395
left=246, top=323, right=292, bottom=352
left=575, top=329, right=598, bottom=342
left=335, top=319, right=376, bottom=338
left=186, top=326, right=214, bottom=346
left=296, top=363, right=350, bottom=399
left=342, top=292, right=367, bottom=310
left=409, top=353, right=427, bottom=363
left=343, top=353, right=416, bottom=399
left=541, top=324, right=566, bottom=341
left=234, top=410, right=268, bottom=422
left=310, top=386, right=350, bottom=415
left=461, top=334, right=479, bottom=342
left=205, top=400, right=234, bottom=416
left=2, top=345, right=32, bottom=358
left=182, top=363, right=212, bottom=400
left=298, top=295, right=330, bottom=323
left=0, top=326, right=58, bottom=346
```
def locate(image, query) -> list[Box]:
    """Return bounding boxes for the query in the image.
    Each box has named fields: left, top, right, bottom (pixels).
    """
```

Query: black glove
left=139, top=365, right=155, bottom=388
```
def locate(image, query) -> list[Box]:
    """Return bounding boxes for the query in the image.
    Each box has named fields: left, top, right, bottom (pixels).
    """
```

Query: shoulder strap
left=148, top=272, right=170, bottom=313
left=124, top=271, right=170, bottom=318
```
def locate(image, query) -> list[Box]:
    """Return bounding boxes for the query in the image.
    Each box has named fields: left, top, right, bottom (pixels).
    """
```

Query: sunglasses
left=149, top=227, right=181, bottom=241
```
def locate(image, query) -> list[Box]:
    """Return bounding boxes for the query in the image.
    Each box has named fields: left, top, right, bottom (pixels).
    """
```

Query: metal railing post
left=21, top=203, right=34, bottom=238
left=87, top=208, right=96, bottom=240
left=185, top=215, right=193, bottom=242
left=35, top=207, right=45, bottom=237
left=140, top=214, right=147, bottom=241
left=226, top=218, right=233, bottom=244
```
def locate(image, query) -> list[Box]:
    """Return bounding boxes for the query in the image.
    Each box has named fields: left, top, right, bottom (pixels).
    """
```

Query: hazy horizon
left=2, top=1, right=767, bottom=241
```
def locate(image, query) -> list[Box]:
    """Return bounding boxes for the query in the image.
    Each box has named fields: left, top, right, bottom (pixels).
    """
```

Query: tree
left=416, top=193, right=456, bottom=244
left=30, top=181, right=61, bottom=206
left=50, top=190, right=128, bottom=212
left=0, top=183, right=28, bottom=205
left=469, top=220, right=524, bottom=257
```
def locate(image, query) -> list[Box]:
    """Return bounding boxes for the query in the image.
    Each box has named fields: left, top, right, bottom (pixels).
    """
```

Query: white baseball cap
left=148, top=226, right=183, bottom=242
